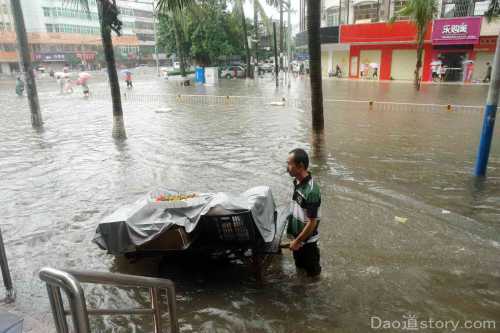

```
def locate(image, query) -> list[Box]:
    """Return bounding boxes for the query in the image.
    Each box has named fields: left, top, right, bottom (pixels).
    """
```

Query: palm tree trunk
left=101, top=25, right=126, bottom=139
left=10, top=0, right=42, bottom=127
left=253, top=0, right=259, bottom=63
left=307, top=0, right=324, bottom=131
left=173, top=18, right=186, bottom=77
left=239, top=2, right=252, bottom=78
left=415, top=30, right=425, bottom=91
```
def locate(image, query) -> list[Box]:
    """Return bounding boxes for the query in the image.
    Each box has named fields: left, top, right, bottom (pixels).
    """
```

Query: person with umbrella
left=123, top=69, right=133, bottom=88
left=15, top=76, right=24, bottom=96
left=430, top=60, right=441, bottom=81
left=77, top=72, right=91, bottom=97
left=370, top=63, right=379, bottom=79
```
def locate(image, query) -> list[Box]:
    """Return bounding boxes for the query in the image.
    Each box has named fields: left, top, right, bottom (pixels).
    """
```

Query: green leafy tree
left=66, top=53, right=83, bottom=68
left=157, top=0, right=195, bottom=77
left=157, top=1, right=247, bottom=67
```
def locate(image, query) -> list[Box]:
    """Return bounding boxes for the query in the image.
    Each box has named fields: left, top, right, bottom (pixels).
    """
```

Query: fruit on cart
left=156, top=193, right=197, bottom=202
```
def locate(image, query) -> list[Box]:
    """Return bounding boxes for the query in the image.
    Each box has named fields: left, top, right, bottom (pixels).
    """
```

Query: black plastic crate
left=198, top=211, right=262, bottom=246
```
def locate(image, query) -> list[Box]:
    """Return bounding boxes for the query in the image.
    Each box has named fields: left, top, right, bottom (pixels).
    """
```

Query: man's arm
left=290, top=218, right=317, bottom=251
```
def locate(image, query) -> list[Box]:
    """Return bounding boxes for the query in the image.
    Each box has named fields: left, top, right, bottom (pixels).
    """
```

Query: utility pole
left=474, top=33, right=500, bottom=177
left=10, top=0, right=42, bottom=127
left=152, top=0, right=160, bottom=76
left=286, top=0, right=292, bottom=88
left=273, top=22, right=279, bottom=87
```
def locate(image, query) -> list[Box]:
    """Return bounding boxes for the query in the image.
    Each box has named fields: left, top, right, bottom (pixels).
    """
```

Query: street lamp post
left=286, top=0, right=292, bottom=88
left=152, top=0, right=160, bottom=76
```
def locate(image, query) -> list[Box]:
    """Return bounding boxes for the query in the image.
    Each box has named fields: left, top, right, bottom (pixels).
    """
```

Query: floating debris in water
left=269, top=102, right=285, bottom=106
left=155, top=108, right=172, bottom=113
left=394, top=216, right=408, bottom=224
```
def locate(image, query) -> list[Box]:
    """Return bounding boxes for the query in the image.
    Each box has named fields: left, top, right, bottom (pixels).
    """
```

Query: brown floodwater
left=0, top=73, right=499, bottom=332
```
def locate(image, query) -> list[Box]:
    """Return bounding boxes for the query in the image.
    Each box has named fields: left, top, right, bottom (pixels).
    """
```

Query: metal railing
left=39, top=267, right=179, bottom=333
left=19, top=91, right=495, bottom=113
left=0, top=227, right=15, bottom=302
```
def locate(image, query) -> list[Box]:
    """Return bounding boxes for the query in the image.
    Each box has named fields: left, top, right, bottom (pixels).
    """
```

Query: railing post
left=150, top=287, right=162, bottom=333
left=46, top=285, right=69, bottom=333
left=166, top=284, right=179, bottom=333
left=39, top=268, right=91, bottom=333
left=0, top=227, right=14, bottom=301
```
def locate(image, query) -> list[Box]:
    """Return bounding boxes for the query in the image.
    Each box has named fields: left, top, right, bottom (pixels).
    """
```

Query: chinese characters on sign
left=432, top=17, right=482, bottom=45
left=442, top=23, right=468, bottom=35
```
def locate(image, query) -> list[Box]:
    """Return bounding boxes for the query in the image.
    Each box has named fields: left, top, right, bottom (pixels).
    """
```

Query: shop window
left=46, top=24, right=54, bottom=32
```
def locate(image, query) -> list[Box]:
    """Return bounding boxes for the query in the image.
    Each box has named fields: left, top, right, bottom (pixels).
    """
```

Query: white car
left=221, top=65, right=246, bottom=79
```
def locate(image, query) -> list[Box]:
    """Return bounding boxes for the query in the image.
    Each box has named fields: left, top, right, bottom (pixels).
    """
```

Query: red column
left=349, top=45, right=360, bottom=78
left=422, top=44, right=433, bottom=82
left=380, top=46, right=392, bottom=80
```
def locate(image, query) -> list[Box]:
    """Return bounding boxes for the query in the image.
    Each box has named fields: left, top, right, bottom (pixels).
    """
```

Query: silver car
left=221, top=65, right=246, bottom=79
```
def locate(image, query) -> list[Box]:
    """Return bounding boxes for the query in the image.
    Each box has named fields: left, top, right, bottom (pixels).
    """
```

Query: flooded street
left=0, top=74, right=499, bottom=332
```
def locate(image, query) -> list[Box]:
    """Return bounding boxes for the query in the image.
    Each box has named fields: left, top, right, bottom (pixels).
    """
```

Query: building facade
left=298, top=0, right=499, bottom=82
left=0, top=0, right=157, bottom=75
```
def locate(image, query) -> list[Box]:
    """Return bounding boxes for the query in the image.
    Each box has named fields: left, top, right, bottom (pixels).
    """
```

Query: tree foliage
left=157, top=1, right=248, bottom=66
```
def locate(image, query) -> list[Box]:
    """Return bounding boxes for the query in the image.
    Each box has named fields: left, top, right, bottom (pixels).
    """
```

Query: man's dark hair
left=289, top=148, right=309, bottom=170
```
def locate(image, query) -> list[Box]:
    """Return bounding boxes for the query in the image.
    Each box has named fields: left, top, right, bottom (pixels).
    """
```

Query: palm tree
left=252, top=0, right=275, bottom=63
left=253, top=0, right=259, bottom=63
left=233, top=0, right=252, bottom=77
left=157, top=0, right=194, bottom=78
left=73, top=0, right=126, bottom=139
left=172, top=13, right=187, bottom=77
left=10, top=0, right=42, bottom=128
left=74, top=0, right=192, bottom=139
left=307, top=0, right=324, bottom=131
left=266, top=0, right=284, bottom=67
left=392, top=0, right=437, bottom=90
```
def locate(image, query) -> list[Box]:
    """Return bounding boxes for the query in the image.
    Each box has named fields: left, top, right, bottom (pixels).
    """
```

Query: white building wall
left=20, top=0, right=46, bottom=32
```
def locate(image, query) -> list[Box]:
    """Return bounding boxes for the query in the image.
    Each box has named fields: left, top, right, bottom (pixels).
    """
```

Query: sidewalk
left=0, top=302, right=53, bottom=333
left=322, top=76, right=491, bottom=86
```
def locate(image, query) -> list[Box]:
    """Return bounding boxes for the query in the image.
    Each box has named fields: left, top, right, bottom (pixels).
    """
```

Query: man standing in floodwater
left=286, top=148, right=322, bottom=277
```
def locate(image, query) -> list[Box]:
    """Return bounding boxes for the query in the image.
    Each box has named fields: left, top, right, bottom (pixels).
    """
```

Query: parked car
left=221, top=65, right=246, bottom=79
left=259, top=62, right=274, bottom=73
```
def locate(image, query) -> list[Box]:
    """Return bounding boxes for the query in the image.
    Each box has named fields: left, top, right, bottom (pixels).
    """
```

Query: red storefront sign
left=340, top=21, right=432, bottom=44
left=432, top=17, right=482, bottom=45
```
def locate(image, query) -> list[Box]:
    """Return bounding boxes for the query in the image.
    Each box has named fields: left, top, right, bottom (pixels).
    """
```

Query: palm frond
left=156, top=0, right=195, bottom=15
left=255, top=0, right=272, bottom=35
left=66, top=0, right=122, bottom=34
left=266, top=0, right=280, bottom=7
left=484, top=0, right=499, bottom=22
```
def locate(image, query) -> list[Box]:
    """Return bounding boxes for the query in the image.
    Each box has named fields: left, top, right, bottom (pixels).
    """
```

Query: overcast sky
left=242, top=0, right=301, bottom=33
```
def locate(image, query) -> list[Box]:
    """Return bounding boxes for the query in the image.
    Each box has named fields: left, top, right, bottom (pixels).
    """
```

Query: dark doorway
left=439, top=52, right=466, bottom=82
